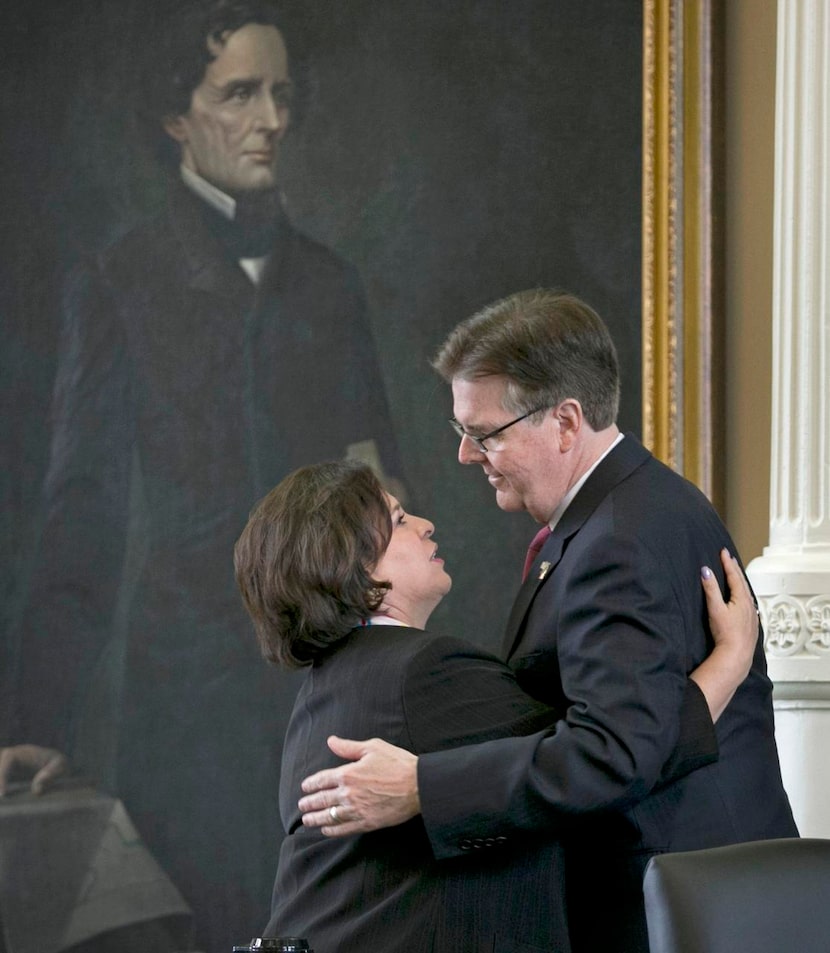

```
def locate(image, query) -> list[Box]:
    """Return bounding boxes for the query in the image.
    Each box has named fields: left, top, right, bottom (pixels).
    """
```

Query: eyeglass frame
left=448, top=405, right=549, bottom=453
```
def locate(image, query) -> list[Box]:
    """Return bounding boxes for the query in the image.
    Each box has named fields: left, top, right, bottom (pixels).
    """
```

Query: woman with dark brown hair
left=234, top=460, right=756, bottom=953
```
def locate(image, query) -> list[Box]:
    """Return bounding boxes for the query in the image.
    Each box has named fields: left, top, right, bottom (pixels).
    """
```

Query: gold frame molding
left=642, top=0, right=724, bottom=508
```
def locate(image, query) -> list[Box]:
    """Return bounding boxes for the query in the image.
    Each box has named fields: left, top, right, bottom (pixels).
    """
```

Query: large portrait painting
left=0, top=1, right=721, bottom=951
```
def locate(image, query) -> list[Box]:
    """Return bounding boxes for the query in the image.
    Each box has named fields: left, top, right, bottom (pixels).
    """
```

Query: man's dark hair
left=432, top=288, right=621, bottom=430
left=139, top=0, right=302, bottom=165
left=234, top=461, right=393, bottom=669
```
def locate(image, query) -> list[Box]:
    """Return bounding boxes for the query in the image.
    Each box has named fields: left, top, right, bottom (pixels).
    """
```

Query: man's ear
left=162, top=115, right=188, bottom=144
left=555, top=399, right=583, bottom=450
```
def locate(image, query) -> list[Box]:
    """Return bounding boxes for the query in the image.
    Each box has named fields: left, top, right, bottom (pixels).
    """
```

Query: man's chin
left=228, top=166, right=280, bottom=195
left=494, top=487, right=525, bottom=513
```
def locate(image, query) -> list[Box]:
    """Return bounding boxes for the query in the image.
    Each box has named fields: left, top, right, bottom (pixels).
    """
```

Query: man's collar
left=180, top=165, right=237, bottom=221
left=177, top=166, right=288, bottom=269
left=547, top=431, right=625, bottom=531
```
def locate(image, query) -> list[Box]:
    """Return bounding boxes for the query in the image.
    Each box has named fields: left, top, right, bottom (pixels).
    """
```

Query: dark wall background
left=0, top=0, right=642, bottom=944
left=276, top=2, right=645, bottom=628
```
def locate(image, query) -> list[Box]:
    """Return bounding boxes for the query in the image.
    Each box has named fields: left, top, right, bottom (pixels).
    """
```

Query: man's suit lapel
left=501, top=435, right=651, bottom=660
left=502, top=529, right=567, bottom=658
left=166, top=179, right=263, bottom=302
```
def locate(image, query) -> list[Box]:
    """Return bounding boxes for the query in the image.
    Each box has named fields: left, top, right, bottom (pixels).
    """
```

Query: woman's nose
left=415, top=515, right=434, bottom=537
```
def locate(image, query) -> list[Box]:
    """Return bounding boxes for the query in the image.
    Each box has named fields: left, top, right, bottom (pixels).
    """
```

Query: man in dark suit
left=296, top=289, right=797, bottom=952
left=0, top=3, right=399, bottom=951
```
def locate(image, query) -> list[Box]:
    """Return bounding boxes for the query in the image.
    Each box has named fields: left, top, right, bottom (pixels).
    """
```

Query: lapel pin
left=538, top=561, right=552, bottom=580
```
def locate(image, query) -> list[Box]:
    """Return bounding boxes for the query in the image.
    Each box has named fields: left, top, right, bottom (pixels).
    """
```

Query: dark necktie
left=522, top=525, right=552, bottom=582
left=206, top=189, right=286, bottom=259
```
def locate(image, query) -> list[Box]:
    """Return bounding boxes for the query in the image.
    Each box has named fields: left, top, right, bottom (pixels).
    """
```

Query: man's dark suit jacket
left=11, top=180, right=400, bottom=953
left=417, top=436, right=798, bottom=953
left=268, top=625, right=570, bottom=953
left=270, top=622, right=720, bottom=953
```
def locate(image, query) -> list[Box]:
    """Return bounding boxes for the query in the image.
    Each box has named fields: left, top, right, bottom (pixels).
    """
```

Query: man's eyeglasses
left=448, top=406, right=548, bottom=453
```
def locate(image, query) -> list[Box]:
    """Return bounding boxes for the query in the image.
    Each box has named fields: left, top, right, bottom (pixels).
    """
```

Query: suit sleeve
left=402, top=634, right=714, bottom=780
left=400, top=635, right=559, bottom=753
left=659, top=678, right=717, bottom=784
left=321, top=262, right=404, bottom=487
left=346, top=270, right=402, bottom=480
left=417, top=532, right=710, bottom=859
left=9, top=259, right=133, bottom=753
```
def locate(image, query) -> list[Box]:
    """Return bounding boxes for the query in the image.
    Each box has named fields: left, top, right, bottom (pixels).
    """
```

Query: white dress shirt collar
left=179, top=166, right=268, bottom=283
left=180, top=165, right=237, bottom=221
left=547, top=432, right=625, bottom=532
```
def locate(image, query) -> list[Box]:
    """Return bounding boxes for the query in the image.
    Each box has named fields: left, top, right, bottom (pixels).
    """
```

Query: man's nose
left=458, top=433, right=485, bottom=465
left=256, top=93, right=288, bottom=133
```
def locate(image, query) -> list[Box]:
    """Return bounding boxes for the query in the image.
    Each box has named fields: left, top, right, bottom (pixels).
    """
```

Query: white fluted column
left=746, top=0, right=830, bottom=836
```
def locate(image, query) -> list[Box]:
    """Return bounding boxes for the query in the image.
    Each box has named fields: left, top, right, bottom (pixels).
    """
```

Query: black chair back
left=644, top=838, right=830, bottom=953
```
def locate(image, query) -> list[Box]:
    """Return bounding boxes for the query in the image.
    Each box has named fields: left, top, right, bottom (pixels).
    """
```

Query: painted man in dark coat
left=1, top=3, right=400, bottom=950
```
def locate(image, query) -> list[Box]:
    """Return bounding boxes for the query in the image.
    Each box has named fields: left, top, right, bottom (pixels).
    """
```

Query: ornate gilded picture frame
left=642, top=0, right=725, bottom=507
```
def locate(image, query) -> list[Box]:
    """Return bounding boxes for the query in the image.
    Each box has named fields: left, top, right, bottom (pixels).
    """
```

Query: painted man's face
left=164, top=23, right=292, bottom=195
